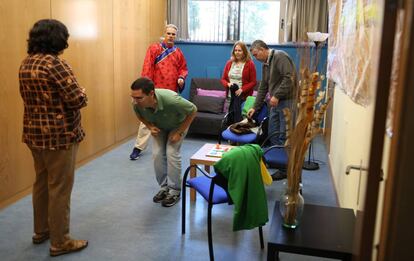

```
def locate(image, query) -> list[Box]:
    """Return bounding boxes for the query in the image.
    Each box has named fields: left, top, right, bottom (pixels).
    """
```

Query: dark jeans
left=268, top=99, right=291, bottom=146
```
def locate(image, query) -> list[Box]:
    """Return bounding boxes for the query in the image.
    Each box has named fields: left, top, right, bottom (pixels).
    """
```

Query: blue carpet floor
left=0, top=135, right=337, bottom=261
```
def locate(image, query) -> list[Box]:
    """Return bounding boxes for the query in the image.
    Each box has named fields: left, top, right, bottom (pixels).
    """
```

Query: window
left=188, top=0, right=280, bottom=43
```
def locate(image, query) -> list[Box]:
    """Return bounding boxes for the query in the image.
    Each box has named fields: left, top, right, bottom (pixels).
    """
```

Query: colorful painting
left=327, top=0, right=381, bottom=106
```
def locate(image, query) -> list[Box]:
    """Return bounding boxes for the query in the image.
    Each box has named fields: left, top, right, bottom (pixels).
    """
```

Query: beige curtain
left=167, top=0, right=189, bottom=40
left=284, top=0, right=328, bottom=42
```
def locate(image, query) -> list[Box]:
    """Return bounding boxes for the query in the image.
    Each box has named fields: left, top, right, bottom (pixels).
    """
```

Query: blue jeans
left=268, top=99, right=291, bottom=146
left=152, top=130, right=187, bottom=196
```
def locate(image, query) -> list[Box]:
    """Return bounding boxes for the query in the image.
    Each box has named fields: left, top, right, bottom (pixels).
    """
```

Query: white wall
left=329, top=89, right=375, bottom=211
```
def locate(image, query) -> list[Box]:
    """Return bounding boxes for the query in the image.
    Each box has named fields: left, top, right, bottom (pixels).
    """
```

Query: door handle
left=345, top=165, right=384, bottom=181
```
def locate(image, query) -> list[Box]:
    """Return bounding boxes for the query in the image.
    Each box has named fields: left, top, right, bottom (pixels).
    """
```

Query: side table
left=267, top=201, right=355, bottom=260
left=189, top=143, right=223, bottom=201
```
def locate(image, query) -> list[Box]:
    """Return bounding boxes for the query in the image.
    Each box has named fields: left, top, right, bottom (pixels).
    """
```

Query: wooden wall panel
left=113, top=0, right=149, bottom=141
left=149, top=0, right=167, bottom=41
left=113, top=0, right=166, bottom=141
left=51, top=0, right=115, bottom=160
left=0, top=1, right=51, bottom=208
left=0, top=0, right=166, bottom=208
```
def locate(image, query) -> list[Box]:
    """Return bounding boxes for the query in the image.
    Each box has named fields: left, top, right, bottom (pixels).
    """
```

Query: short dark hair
left=250, top=40, right=269, bottom=51
left=27, top=19, right=69, bottom=55
left=130, top=77, right=155, bottom=95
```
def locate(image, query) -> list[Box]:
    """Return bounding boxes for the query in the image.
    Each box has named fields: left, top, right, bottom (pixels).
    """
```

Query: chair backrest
left=262, top=145, right=288, bottom=169
left=213, top=144, right=269, bottom=230
left=230, top=100, right=268, bottom=124
left=253, top=103, right=268, bottom=123
left=211, top=169, right=233, bottom=204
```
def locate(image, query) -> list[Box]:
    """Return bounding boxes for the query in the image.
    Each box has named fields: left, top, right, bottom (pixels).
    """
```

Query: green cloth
left=214, top=144, right=268, bottom=231
left=133, top=89, right=196, bottom=131
left=242, top=96, right=256, bottom=118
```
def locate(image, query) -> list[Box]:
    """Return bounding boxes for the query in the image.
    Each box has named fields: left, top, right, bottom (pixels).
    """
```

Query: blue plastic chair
left=260, top=132, right=289, bottom=169
left=221, top=103, right=268, bottom=145
left=263, top=145, right=288, bottom=169
left=181, top=165, right=264, bottom=261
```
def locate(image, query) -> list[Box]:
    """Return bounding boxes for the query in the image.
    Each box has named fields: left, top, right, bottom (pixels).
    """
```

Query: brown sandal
left=50, top=239, right=88, bottom=257
left=32, top=232, right=49, bottom=244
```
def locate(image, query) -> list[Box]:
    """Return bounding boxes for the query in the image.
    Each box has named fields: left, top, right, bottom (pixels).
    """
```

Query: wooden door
left=376, top=1, right=414, bottom=260
left=354, top=0, right=400, bottom=260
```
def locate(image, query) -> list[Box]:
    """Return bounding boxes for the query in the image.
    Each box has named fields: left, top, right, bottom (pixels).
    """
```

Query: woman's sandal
left=32, top=232, right=49, bottom=244
left=49, top=239, right=88, bottom=257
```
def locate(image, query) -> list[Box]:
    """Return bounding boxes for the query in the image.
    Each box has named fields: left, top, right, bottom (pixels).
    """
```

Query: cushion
left=197, top=88, right=226, bottom=98
left=242, top=96, right=256, bottom=117
left=221, top=128, right=257, bottom=144
left=186, top=176, right=228, bottom=204
left=193, top=95, right=225, bottom=114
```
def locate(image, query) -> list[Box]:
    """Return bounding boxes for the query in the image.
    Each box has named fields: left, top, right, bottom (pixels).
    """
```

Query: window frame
left=187, top=0, right=282, bottom=44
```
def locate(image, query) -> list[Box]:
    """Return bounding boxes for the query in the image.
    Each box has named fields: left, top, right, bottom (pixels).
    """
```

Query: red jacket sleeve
left=141, top=44, right=159, bottom=79
left=241, top=60, right=257, bottom=99
left=220, top=60, right=232, bottom=89
left=177, top=48, right=188, bottom=80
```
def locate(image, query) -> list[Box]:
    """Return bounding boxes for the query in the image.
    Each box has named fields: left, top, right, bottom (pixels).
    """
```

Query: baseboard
left=0, top=135, right=135, bottom=210
left=327, top=153, right=341, bottom=207
left=0, top=187, right=32, bottom=210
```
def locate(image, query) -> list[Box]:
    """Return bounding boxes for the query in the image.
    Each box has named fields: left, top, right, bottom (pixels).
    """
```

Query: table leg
left=267, top=245, right=279, bottom=261
left=190, top=164, right=196, bottom=202
left=204, top=165, right=210, bottom=173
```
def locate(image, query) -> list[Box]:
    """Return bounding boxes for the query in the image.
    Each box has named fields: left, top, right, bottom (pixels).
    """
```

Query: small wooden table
left=267, top=201, right=355, bottom=261
left=189, top=143, right=226, bottom=201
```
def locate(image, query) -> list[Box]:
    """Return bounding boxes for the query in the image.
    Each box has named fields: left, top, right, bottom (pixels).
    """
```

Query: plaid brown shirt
left=19, top=54, right=87, bottom=150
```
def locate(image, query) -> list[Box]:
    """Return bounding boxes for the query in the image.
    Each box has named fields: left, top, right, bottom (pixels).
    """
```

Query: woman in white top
left=220, top=41, right=257, bottom=102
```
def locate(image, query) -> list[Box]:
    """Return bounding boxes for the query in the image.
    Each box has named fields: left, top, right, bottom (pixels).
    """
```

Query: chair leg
left=182, top=184, right=186, bottom=234
left=259, top=226, right=264, bottom=249
left=208, top=203, right=214, bottom=261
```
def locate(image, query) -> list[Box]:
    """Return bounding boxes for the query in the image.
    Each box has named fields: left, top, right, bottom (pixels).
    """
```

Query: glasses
left=131, top=96, right=145, bottom=102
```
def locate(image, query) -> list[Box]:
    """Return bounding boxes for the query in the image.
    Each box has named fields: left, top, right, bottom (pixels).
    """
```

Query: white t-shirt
left=228, top=62, right=245, bottom=98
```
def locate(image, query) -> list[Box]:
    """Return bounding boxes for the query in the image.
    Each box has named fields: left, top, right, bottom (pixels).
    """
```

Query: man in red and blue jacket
left=130, top=24, right=188, bottom=160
